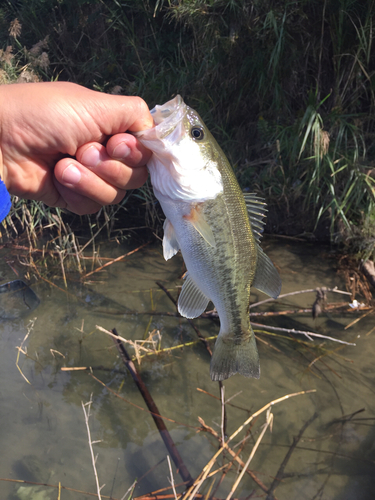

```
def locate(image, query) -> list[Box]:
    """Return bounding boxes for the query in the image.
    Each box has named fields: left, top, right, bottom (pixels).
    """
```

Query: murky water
left=0, top=238, right=374, bottom=500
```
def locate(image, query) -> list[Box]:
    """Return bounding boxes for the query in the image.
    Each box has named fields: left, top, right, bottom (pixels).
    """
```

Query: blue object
left=0, top=178, right=11, bottom=222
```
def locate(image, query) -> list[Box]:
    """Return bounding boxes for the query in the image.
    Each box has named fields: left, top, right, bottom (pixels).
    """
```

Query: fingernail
left=62, top=164, right=81, bottom=185
left=81, top=146, right=101, bottom=167
left=112, top=142, right=131, bottom=160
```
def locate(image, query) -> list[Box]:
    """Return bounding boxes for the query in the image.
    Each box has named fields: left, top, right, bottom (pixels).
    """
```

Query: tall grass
left=1, top=0, right=374, bottom=257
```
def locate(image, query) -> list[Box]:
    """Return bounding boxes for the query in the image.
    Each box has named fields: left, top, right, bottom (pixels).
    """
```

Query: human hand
left=0, top=82, right=153, bottom=214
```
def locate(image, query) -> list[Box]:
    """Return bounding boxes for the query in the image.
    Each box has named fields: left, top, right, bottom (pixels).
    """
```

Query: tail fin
left=210, top=330, right=260, bottom=381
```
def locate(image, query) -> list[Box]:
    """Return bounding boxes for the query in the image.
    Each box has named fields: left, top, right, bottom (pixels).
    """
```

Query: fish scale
left=135, top=95, right=281, bottom=381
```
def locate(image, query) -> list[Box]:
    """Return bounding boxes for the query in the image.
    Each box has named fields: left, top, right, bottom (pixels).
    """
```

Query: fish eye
left=191, top=126, right=204, bottom=140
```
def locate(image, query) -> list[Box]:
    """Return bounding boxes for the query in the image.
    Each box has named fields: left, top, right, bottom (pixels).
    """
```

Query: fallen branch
left=111, top=328, right=194, bottom=487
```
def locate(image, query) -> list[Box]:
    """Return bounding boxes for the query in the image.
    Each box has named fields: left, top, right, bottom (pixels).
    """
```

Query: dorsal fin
left=252, top=244, right=282, bottom=299
left=243, top=193, right=267, bottom=243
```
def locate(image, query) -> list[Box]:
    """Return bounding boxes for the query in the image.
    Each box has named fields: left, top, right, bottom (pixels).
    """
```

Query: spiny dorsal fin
left=163, top=218, right=180, bottom=260
left=178, top=272, right=210, bottom=319
left=252, top=244, right=282, bottom=299
left=243, top=193, right=267, bottom=243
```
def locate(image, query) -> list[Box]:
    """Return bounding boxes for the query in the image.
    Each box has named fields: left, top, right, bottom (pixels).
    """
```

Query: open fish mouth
left=151, top=95, right=183, bottom=124
left=136, top=95, right=187, bottom=141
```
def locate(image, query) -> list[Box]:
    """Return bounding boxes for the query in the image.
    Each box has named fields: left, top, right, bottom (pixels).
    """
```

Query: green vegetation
left=1, top=0, right=374, bottom=258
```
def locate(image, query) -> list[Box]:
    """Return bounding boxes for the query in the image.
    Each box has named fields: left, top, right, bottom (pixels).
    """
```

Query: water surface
left=0, top=238, right=374, bottom=500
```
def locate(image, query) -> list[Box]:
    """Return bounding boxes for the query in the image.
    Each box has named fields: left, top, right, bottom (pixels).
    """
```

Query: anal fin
left=178, top=272, right=210, bottom=319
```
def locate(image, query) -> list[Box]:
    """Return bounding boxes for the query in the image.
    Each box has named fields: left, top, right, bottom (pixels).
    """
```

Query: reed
left=1, top=0, right=374, bottom=258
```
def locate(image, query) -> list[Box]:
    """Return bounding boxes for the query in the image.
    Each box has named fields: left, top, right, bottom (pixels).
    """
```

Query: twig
left=61, top=365, right=127, bottom=375
left=220, top=385, right=226, bottom=447
left=196, top=388, right=249, bottom=413
left=15, top=318, right=36, bottom=385
left=111, top=328, right=194, bottom=486
left=252, top=322, right=356, bottom=345
left=167, top=456, right=178, bottom=500
left=249, top=302, right=353, bottom=316
left=183, top=390, right=316, bottom=500
left=265, top=412, right=319, bottom=500
left=198, top=417, right=271, bottom=496
left=81, top=396, right=104, bottom=500
left=121, top=480, right=137, bottom=500
left=0, top=477, right=119, bottom=498
left=82, top=242, right=149, bottom=278
left=134, top=495, right=240, bottom=500
left=250, top=287, right=351, bottom=309
left=344, top=307, right=375, bottom=330
left=226, top=408, right=273, bottom=500
left=328, top=408, right=365, bottom=425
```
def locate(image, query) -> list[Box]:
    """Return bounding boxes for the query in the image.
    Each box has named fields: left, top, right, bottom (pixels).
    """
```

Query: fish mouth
left=136, top=95, right=187, bottom=141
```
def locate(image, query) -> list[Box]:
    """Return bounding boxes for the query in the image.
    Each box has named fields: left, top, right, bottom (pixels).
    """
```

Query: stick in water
left=111, top=328, right=194, bottom=486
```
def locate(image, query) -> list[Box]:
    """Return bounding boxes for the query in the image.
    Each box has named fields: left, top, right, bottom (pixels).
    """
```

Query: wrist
left=0, top=176, right=11, bottom=222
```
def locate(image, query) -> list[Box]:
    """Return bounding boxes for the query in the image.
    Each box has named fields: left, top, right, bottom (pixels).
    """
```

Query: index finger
left=96, top=95, right=154, bottom=137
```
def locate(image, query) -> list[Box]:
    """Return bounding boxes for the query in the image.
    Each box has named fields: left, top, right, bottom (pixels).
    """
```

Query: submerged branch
left=88, top=372, right=199, bottom=430
left=111, top=328, right=194, bottom=487
left=265, top=412, right=319, bottom=500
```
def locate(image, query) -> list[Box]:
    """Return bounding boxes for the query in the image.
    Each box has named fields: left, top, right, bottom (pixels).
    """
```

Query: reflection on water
left=0, top=239, right=374, bottom=499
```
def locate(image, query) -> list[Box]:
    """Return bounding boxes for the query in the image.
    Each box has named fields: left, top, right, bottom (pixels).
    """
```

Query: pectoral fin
left=252, top=245, right=282, bottom=299
left=163, top=218, right=180, bottom=260
left=178, top=272, right=210, bottom=319
left=183, top=205, right=216, bottom=247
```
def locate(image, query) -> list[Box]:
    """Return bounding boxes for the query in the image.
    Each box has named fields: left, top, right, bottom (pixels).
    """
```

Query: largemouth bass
left=135, top=96, right=281, bottom=381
